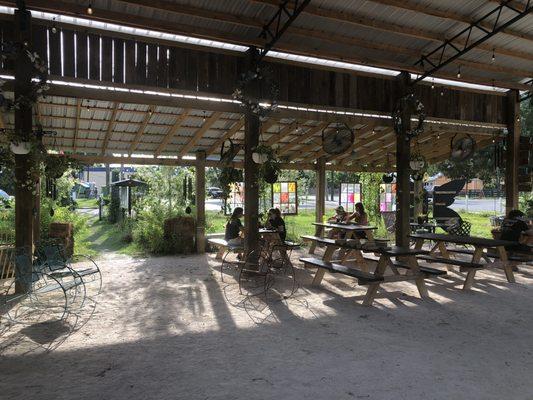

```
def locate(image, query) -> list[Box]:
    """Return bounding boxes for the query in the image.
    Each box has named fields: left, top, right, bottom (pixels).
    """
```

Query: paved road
left=450, top=197, right=505, bottom=213
left=207, top=196, right=506, bottom=214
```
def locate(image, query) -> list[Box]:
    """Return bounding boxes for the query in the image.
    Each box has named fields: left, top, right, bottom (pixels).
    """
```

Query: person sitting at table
left=347, top=202, right=368, bottom=239
left=225, top=207, right=244, bottom=246
left=500, top=209, right=533, bottom=254
left=265, top=208, right=286, bottom=242
left=327, top=206, right=348, bottom=238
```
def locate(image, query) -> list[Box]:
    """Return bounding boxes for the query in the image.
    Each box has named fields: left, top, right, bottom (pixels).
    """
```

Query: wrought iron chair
left=36, top=240, right=103, bottom=296
left=447, top=220, right=472, bottom=237
left=1, top=249, right=81, bottom=324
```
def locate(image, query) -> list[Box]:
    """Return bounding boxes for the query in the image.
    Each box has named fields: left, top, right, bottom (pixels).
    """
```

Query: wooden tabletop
left=409, top=233, right=515, bottom=248
left=312, top=222, right=377, bottom=231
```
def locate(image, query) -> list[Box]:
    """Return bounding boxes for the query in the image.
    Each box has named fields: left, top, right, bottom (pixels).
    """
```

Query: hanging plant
left=382, top=173, right=395, bottom=184
left=0, top=41, right=49, bottom=111
left=232, top=64, right=279, bottom=120
left=392, top=93, right=426, bottom=140
left=219, top=167, right=243, bottom=198
left=252, top=144, right=281, bottom=184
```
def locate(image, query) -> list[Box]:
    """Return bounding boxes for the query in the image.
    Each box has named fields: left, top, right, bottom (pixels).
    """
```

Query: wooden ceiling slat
left=178, top=112, right=222, bottom=157
left=101, top=102, right=119, bottom=156
left=154, top=109, right=190, bottom=157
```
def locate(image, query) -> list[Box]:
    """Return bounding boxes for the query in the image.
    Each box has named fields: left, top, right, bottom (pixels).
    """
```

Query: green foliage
left=519, top=192, right=533, bottom=217
left=521, top=98, right=532, bottom=137
left=359, top=172, right=382, bottom=224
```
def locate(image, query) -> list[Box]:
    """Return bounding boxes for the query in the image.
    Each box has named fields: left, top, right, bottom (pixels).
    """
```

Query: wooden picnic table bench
left=308, top=222, right=377, bottom=253
left=300, top=246, right=439, bottom=306
left=410, top=232, right=517, bottom=290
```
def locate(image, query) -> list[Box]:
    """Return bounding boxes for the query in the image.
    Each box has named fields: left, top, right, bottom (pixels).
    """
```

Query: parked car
left=207, top=187, right=224, bottom=199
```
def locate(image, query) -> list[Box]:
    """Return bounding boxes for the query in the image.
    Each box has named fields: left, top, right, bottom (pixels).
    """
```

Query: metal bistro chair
left=238, top=240, right=298, bottom=300
left=36, top=240, right=103, bottom=296
left=447, top=220, right=472, bottom=237
left=1, top=250, right=83, bottom=324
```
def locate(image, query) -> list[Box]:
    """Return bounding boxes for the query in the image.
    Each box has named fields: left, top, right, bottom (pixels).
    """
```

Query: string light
left=431, top=78, right=435, bottom=90
left=51, top=18, right=57, bottom=34
left=457, top=66, right=461, bottom=79
left=87, top=4, right=93, bottom=15
left=491, top=48, right=495, bottom=63
left=202, top=111, right=206, bottom=122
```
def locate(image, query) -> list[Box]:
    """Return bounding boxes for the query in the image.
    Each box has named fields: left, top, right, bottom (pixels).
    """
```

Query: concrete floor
left=1, top=250, right=533, bottom=400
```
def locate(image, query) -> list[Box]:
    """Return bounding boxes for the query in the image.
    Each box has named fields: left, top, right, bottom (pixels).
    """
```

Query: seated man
left=500, top=209, right=532, bottom=254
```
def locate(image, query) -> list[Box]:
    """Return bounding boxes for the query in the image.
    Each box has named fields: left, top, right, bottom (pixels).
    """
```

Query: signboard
left=339, top=183, right=362, bottom=212
left=379, top=183, right=396, bottom=212
left=272, top=181, right=298, bottom=215
left=225, top=182, right=244, bottom=215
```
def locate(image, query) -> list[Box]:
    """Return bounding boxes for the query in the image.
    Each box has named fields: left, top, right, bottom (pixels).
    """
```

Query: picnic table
left=410, top=232, right=517, bottom=289
left=301, top=245, right=444, bottom=306
left=307, top=222, right=377, bottom=254
left=410, top=222, right=447, bottom=234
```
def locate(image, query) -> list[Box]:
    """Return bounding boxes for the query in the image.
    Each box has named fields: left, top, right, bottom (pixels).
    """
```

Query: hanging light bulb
left=457, top=66, right=461, bottom=79
left=516, top=116, right=520, bottom=122
left=148, top=108, right=153, bottom=117
left=437, top=133, right=440, bottom=139
left=440, top=89, right=444, bottom=96
left=431, top=78, right=435, bottom=90
left=491, top=48, right=495, bottom=63
left=51, top=18, right=57, bottom=34
left=87, top=4, right=93, bottom=15
left=202, top=111, right=206, bottom=123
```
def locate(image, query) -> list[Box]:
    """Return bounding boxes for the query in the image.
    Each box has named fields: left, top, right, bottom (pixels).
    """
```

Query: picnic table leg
left=496, top=246, right=515, bottom=283
left=323, top=245, right=337, bottom=262
left=462, top=247, right=483, bottom=290
left=309, top=226, right=324, bottom=254
left=362, top=256, right=388, bottom=306
left=437, top=242, right=454, bottom=271
left=312, top=267, right=327, bottom=286
left=414, top=238, right=424, bottom=250
left=407, top=256, right=429, bottom=298
left=215, top=247, right=225, bottom=260
left=365, top=230, right=374, bottom=243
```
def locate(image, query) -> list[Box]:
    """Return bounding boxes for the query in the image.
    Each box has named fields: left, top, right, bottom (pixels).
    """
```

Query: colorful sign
left=272, top=181, right=297, bottom=215
left=380, top=183, right=397, bottom=212
left=339, top=183, right=362, bottom=212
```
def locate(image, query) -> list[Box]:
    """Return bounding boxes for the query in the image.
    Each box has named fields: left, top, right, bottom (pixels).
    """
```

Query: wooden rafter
left=100, top=102, right=119, bottom=156
left=72, top=99, right=81, bottom=152
left=206, top=118, right=244, bottom=156
left=128, top=108, right=152, bottom=155
left=178, top=112, right=222, bottom=157
left=154, top=109, right=190, bottom=157
left=265, top=120, right=299, bottom=147
left=278, top=122, right=328, bottom=156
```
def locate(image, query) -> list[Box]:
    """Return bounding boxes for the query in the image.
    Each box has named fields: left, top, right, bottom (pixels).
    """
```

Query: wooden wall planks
left=0, top=21, right=507, bottom=125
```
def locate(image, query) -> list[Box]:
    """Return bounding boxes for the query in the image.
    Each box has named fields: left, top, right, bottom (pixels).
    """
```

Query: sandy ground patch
left=1, top=249, right=533, bottom=400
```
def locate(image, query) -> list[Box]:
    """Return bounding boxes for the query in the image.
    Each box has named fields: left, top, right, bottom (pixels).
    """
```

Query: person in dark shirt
left=266, top=208, right=286, bottom=242
left=225, top=207, right=244, bottom=245
left=500, top=209, right=532, bottom=253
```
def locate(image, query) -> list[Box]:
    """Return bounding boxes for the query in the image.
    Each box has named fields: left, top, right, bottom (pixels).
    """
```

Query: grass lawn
left=76, top=198, right=99, bottom=209
left=206, top=209, right=495, bottom=241
left=77, top=215, right=143, bottom=257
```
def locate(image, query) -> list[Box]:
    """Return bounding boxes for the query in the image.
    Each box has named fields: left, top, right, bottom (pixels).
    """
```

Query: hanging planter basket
left=382, top=173, right=395, bottom=184
left=9, top=141, right=32, bottom=155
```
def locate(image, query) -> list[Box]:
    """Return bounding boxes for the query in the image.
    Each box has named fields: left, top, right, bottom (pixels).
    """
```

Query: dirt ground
left=1, top=249, right=533, bottom=400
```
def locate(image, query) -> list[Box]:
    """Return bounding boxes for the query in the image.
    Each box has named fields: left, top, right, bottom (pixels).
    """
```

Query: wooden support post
left=243, top=48, right=261, bottom=255
left=395, top=72, right=411, bottom=247
left=413, top=179, right=423, bottom=217
left=14, top=5, right=35, bottom=291
left=315, top=157, right=326, bottom=224
left=195, top=150, right=206, bottom=253
left=505, top=89, right=520, bottom=214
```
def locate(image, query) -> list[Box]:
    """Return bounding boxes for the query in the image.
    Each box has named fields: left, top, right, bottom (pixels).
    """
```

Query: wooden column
left=195, top=150, right=206, bottom=253
left=14, top=5, right=35, bottom=291
left=315, top=157, right=326, bottom=223
left=413, top=180, right=424, bottom=217
left=395, top=72, right=411, bottom=247
left=243, top=48, right=260, bottom=255
left=505, top=89, right=520, bottom=214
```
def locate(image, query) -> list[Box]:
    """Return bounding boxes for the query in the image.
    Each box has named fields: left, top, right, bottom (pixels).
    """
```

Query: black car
left=207, top=187, right=224, bottom=199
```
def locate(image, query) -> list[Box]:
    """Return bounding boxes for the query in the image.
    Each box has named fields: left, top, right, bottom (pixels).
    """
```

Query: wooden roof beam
left=128, top=108, right=152, bottom=155
left=205, top=118, right=244, bottom=156
left=154, top=109, right=190, bottom=157
left=72, top=99, right=81, bottom=153
left=101, top=102, right=119, bottom=156
left=178, top=111, right=222, bottom=157
left=278, top=122, right=328, bottom=157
